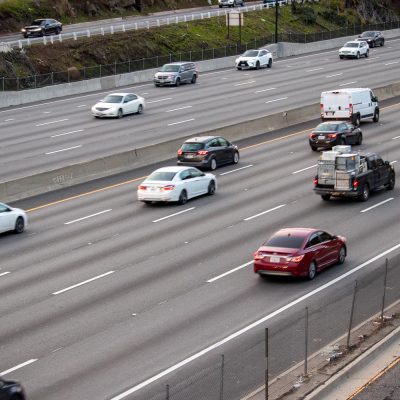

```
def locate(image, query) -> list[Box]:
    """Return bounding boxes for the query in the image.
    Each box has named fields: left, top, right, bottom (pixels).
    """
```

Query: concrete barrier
left=2, top=80, right=400, bottom=202
left=1, top=28, right=399, bottom=108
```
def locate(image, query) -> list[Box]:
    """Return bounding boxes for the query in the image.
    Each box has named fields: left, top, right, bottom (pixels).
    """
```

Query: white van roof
left=321, top=88, right=371, bottom=94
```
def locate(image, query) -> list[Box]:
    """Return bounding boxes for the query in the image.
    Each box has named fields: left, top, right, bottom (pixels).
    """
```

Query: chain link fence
left=114, top=251, right=400, bottom=400
left=1, top=19, right=399, bottom=91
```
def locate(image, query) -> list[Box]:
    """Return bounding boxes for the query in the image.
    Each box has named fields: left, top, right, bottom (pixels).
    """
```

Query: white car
left=339, top=41, right=369, bottom=59
left=137, top=166, right=217, bottom=205
left=91, top=92, right=145, bottom=118
left=0, top=202, right=27, bottom=234
left=218, top=0, right=244, bottom=7
left=235, top=49, right=273, bottom=70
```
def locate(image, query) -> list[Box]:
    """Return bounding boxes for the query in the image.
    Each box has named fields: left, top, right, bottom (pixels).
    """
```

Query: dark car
left=21, top=19, right=62, bottom=38
left=0, top=377, right=26, bottom=400
left=253, top=228, right=347, bottom=280
left=356, top=31, right=384, bottom=48
left=177, top=136, right=239, bottom=170
left=309, top=121, right=362, bottom=151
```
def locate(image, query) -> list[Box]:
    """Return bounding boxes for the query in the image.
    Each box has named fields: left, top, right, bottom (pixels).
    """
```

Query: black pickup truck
left=314, top=151, right=395, bottom=201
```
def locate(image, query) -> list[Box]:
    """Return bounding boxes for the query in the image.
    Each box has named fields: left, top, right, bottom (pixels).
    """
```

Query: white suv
left=339, top=41, right=369, bottom=59
left=235, top=49, right=273, bottom=70
left=218, top=0, right=244, bottom=7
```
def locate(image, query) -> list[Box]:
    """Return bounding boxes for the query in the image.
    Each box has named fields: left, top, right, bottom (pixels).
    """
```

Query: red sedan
left=253, top=228, right=347, bottom=280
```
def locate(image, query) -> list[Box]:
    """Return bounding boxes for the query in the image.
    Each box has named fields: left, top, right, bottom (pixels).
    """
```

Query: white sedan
left=91, top=92, right=145, bottom=118
left=0, top=202, right=27, bottom=234
left=339, top=41, right=369, bottom=59
left=137, top=166, right=217, bottom=205
left=235, top=49, right=273, bottom=70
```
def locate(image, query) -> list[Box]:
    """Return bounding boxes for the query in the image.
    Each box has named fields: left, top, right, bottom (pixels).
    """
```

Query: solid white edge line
left=0, top=271, right=10, bottom=277
left=64, top=209, right=112, bottom=225
left=52, top=271, right=115, bottom=295
left=244, top=204, right=286, bottom=221
left=165, top=106, right=193, bottom=113
left=51, top=129, right=83, bottom=138
left=45, top=145, right=82, bottom=155
left=0, top=359, right=38, bottom=376
left=265, top=97, right=288, bottom=104
left=219, top=165, right=253, bottom=176
left=109, top=243, right=400, bottom=400
left=360, top=198, right=394, bottom=213
left=292, top=164, right=318, bottom=174
left=152, top=207, right=195, bottom=223
left=207, top=261, right=253, bottom=283
left=36, top=118, right=69, bottom=126
left=168, top=118, right=195, bottom=126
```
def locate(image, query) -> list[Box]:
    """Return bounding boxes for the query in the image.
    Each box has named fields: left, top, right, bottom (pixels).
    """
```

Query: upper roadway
left=1, top=38, right=400, bottom=183
left=0, top=100, right=399, bottom=400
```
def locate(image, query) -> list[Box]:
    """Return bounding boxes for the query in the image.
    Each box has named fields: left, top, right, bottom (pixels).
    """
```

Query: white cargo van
left=320, top=88, right=379, bottom=126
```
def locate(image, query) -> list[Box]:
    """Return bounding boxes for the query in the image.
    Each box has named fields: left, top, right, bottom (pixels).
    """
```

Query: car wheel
left=357, top=133, right=363, bottom=145
left=365, top=50, right=369, bottom=58
left=370, top=41, right=375, bottom=48
left=232, top=151, right=240, bottom=164
left=255, top=61, right=260, bottom=70
left=321, top=194, right=331, bottom=201
left=191, top=74, right=197, bottom=84
left=373, top=109, right=379, bottom=122
left=387, top=172, right=395, bottom=190
left=209, top=158, right=217, bottom=171
left=117, top=108, right=123, bottom=119
left=359, top=184, right=370, bottom=202
left=175, top=77, right=181, bottom=87
left=154, top=83, right=160, bottom=87
left=307, top=261, right=317, bottom=280
left=237, top=67, right=242, bottom=70
left=143, top=201, right=152, bottom=205
left=9, top=395, right=24, bottom=400
left=267, top=58, right=272, bottom=68
left=14, top=217, right=25, bottom=234
left=337, top=246, right=346, bottom=264
left=41, top=28, right=46, bottom=37
left=340, top=136, right=346, bottom=145
left=356, top=52, right=360, bottom=59
left=137, top=104, right=143, bottom=114
left=353, top=114, right=361, bottom=126
left=178, top=190, right=188, bottom=205
left=339, top=55, right=344, bottom=59
left=310, top=146, right=318, bottom=152
left=207, top=180, right=216, bottom=195
left=381, top=39, right=384, bottom=46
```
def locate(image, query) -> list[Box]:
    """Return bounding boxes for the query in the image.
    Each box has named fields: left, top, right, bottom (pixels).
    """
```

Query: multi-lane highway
left=1, top=38, right=400, bottom=182
left=0, top=99, right=399, bottom=399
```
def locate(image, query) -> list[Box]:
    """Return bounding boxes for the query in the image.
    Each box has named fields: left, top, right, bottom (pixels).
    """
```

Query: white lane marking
left=0, top=359, right=38, bottom=376
left=36, top=118, right=69, bottom=126
left=64, top=209, right=112, bottom=225
left=385, top=61, right=399, bottom=66
left=152, top=207, right=195, bottom=223
left=51, top=129, right=83, bottom=138
left=265, top=97, right=288, bottom=104
left=168, top=118, right=195, bottom=126
left=234, top=80, right=256, bottom=87
left=43, top=111, right=51, bottom=114
left=392, top=136, right=400, bottom=140
left=326, top=73, right=343, bottom=78
left=306, top=67, right=324, bottom=72
left=255, top=87, right=275, bottom=93
left=77, top=104, right=87, bottom=108
left=146, top=98, right=172, bottom=104
left=244, top=204, right=286, bottom=221
left=207, top=261, right=253, bottom=283
left=219, top=165, right=253, bottom=176
left=365, top=57, right=379, bottom=61
left=4, top=118, right=14, bottom=121
left=110, top=242, right=400, bottom=400
left=339, top=81, right=357, bottom=87
left=165, top=106, right=193, bottom=113
left=361, top=198, right=394, bottom=213
left=292, top=164, right=318, bottom=174
left=52, top=271, right=115, bottom=295
left=45, top=145, right=82, bottom=155
left=0, top=271, right=10, bottom=278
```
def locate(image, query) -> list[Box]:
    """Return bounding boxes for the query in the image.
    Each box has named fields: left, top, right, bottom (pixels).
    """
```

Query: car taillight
left=177, top=149, right=183, bottom=156
left=353, top=179, right=359, bottom=188
left=253, top=251, right=265, bottom=260
left=328, top=133, right=337, bottom=138
left=287, top=255, right=304, bottom=263
left=349, top=103, right=353, bottom=115
left=198, top=150, right=208, bottom=155
left=313, top=177, right=318, bottom=186
left=138, top=185, right=147, bottom=190
left=309, top=133, right=316, bottom=139
left=161, top=185, right=175, bottom=191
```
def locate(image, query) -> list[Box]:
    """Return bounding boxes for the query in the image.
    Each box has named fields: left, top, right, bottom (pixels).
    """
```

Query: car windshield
left=31, top=20, right=44, bottom=26
left=242, top=50, right=259, bottom=57
left=315, top=124, right=339, bottom=131
left=182, top=143, right=205, bottom=151
left=160, top=65, right=180, bottom=72
left=264, top=234, right=304, bottom=249
left=102, top=95, right=123, bottom=103
left=147, top=171, right=177, bottom=181
left=360, top=31, right=374, bottom=37
left=344, top=42, right=359, bottom=48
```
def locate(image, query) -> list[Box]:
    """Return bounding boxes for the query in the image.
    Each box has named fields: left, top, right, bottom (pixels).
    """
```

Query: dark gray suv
left=154, top=62, right=198, bottom=87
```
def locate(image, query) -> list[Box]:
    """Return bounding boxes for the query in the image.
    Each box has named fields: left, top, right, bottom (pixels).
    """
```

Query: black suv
left=21, top=19, right=62, bottom=38
left=356, top=31, right=384, bottom=48
left=0, top=377, right=26, bottom=399
left=177, top=136, right=239, bottom=170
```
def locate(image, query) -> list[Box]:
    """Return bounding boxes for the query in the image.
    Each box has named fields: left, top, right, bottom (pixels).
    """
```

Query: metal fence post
left=304, top=307, right=309, bottom=377
left=17, top=77, right=19, bottom=91
left=219, top=354, right=225, bottom=400
left=347, top=280, right=358, bottom=349
left=100, top=64, right=102, bottom=78
left=2, top=77, right=4, bottom=92
left=114, top=61, right=117, bottom=75
left=265, top=327, right=269, bottom=400
left=34, top=74, right=37, bottom=88
left=165, top=384, right=170, bottom=400
left=380, top=258, right=389, bottom=323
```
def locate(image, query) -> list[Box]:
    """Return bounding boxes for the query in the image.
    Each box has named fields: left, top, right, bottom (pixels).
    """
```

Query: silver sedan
left=91, top=92, right=146, bottom=118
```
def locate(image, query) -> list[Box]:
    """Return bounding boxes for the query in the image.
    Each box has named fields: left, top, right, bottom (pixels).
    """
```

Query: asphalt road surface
left=0, top=101, right=399, bottom=400
left=1, top=38, right=400, bottom=182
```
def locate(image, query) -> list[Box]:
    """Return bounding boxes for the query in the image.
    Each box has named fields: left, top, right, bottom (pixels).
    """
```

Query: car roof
left=105, top=93, right=133, bottom=96
left=152, top=166, right=196, bottom=173
left=184, top=136, right=218, bottom=143
left=273, top=228, right=318, bottom=237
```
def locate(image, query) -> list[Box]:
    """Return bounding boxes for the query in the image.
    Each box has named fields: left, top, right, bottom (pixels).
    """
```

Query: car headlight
left=21, top=28, right=26, bottom=32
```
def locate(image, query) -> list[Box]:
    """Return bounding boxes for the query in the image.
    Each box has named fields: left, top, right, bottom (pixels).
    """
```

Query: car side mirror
left=385, top=161, right=390, bottom=166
